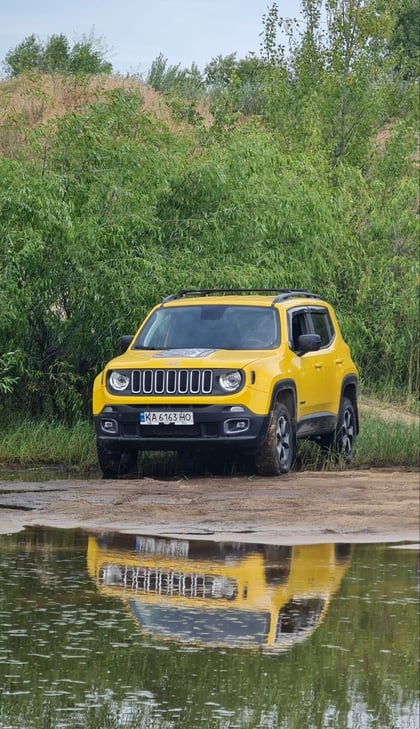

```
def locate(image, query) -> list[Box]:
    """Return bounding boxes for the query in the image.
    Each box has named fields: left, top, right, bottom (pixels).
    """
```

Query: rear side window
left=309, top=308, right=334, bottom=347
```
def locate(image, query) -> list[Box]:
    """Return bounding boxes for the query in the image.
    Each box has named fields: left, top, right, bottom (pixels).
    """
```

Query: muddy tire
left=321, top=397, right=356, bottom=462
left=97, top=445, right=138, bottom=478
left=255, top=404, right=296, bottom=476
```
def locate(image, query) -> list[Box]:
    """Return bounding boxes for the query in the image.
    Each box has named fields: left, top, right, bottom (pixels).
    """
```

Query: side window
left=289, top=309, right=310, bottom=351
left=309, top=308, right=334, bottom=347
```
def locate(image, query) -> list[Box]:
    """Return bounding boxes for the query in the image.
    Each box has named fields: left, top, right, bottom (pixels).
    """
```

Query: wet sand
left=0, top=469, right=418, bottom=544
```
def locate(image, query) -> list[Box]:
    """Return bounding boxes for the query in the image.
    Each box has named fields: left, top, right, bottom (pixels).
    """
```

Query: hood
left=107, top=347, right=276, bottom=370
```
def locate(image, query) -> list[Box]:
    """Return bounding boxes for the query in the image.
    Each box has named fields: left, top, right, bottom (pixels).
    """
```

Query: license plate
left=139, top=410, right=194, bottom=425
left=135, top=536, right=189, bottom=557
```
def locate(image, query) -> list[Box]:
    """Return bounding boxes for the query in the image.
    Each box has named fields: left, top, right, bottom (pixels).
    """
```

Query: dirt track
left=0, top=469, right=418, bottom=544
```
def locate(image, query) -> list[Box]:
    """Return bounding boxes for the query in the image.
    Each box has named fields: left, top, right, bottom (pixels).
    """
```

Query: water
left=0, top=528, right=418, bottom=729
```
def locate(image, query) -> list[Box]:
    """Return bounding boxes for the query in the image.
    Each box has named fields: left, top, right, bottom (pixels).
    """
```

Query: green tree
left=389, top=0, right=420, bottom=78
left=42, top=34, right=70, bottom=74
left=0, top=16, right=418, bottom=421
left=2, top=32, right=112, bottom=77
left=68, top=33, right=112, bottom=75
left=204, top=53, right=238, bottom=87
left=3, top=34, right=43, bottom=76
left=205, top=53, right=269, bottom=115
left=0, top=89, right=190, bottom=418
left=260, top=0, right=402, bottom=165
left=323, top=0, right=396, bottom=165
left=146, top=53, right=204, bottom=98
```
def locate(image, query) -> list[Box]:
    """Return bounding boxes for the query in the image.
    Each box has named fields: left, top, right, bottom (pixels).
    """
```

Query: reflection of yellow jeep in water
left=87, top=535, right=351, bottom=651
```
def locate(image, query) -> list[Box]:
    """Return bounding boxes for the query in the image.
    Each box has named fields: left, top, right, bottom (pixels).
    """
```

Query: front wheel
left=321, top=397, right=357, bottom=462
left=255, top=404, right=296, bottom=476
left=97, top=445, right=138, bottom=478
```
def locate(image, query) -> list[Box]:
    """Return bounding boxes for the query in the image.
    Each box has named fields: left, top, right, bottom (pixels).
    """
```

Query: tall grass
left=0, top=419, right=96, bottom=469
left=352, top=412, right=419, bottom=469
left=0, top=411, right=418, bottom=475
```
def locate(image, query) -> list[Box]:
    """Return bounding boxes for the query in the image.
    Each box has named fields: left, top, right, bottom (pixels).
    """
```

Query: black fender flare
left=340, top=375, right=359, bottom=434
left=255, top=380, right=297, bottom=445
left=269, top=379, right=297, bottom=420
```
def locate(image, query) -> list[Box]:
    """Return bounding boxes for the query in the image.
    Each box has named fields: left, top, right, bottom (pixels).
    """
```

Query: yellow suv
left=87, top=534, right=351, bottom=652
left=92, top=288, right=359, bottom=477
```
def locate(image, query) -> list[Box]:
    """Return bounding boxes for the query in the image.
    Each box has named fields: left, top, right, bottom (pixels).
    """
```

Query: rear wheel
left=255, top=404, right=296, bottom=476
left=321, top=397, right=356, bottom=462
left=97, top=445, right=138, bottom=478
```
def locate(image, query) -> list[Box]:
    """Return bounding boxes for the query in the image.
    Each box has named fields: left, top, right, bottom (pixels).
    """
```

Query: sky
left=0, top=0, right=303, bottom=78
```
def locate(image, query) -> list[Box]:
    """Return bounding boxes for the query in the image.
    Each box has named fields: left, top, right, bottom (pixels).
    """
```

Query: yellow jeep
left=87, top=534, right=351, bottom=651
left=92, top=288, right=359, bottom=476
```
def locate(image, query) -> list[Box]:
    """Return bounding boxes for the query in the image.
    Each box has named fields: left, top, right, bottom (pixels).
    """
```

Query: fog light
left=101, top=419, right=118, bottom=434
left=211, top=576, right=237, bottom=600
left=224, top=419, right=250, bottom=434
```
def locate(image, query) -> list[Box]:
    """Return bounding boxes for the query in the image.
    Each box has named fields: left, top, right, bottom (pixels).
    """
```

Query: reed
left=0, top=418, right=96, bottom=469
left=0, top=410, right=418, bottom=474
left=352, top=412, right=419, bottom=469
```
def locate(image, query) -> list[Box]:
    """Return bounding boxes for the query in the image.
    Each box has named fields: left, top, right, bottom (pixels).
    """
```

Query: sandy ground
left=0, top=469, right=418, bottom=544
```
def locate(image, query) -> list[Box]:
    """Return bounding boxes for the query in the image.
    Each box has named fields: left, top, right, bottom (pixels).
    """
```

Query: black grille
left=131, top=369, right=213, bottom=396
left=99, top=564, right=237, bottom=600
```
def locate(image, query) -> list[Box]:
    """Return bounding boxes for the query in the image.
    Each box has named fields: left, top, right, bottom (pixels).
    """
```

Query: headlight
left=219, top=370, right=242, bottom=392
left=109, top=370, right=130, bottom=391
left=101, top=564, right=123, bottom=586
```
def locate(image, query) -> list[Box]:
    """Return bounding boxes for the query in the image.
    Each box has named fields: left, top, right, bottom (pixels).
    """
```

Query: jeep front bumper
left=94, top=404, right=269, bottom=452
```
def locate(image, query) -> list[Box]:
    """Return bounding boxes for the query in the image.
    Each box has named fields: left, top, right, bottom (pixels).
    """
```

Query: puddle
left=0, top=528, right=418, bottom=729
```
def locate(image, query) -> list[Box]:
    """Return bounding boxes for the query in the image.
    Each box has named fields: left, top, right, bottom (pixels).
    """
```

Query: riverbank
left=1, top=469, right=418, bottom=544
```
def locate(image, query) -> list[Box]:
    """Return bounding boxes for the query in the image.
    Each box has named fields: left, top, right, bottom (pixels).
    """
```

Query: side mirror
left=296, top=333, right=321, bottom=355
left=119, top=335, right=134, bottom=353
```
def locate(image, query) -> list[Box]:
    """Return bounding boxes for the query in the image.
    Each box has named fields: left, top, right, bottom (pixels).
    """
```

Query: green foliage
left=3, top=31, right=112, bottom=77
left=204, top=53, right=269, bottom=117
left=145, top=53, right=204, bottom=99
left=0, top=418, right=95, bottom=468
left=3, top=34, right=43, bottom=76
left=0, top=352, right=21, bottom=394
left=149, top=52, right=270, bottom=117
left=0, top=0, right=418, bottom=421
left=389, top=0, right=420, bottom=78
left=352, top=411, right=419, bottom=467
left=205, top=53, right=239, bottom=86
left=0, top=407, right=417, bottom=469
left=259, top=0, right=401, bottom=166
left=42, top=34, right=71, bottom=74
left=68, top=33, right=113, bottom=75
left=0, top=89, right=190, bottom=419
left=155, top=130, right=361, bottom=294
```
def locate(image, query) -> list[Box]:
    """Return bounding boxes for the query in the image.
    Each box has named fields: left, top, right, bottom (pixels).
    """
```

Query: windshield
left=134, top=305, right=279, bottom=350
left=128, top=600, right=270, bottom=645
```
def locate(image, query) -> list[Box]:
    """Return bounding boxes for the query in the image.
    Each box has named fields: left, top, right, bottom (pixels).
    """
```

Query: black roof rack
left=162, top=288, right=321, bottom=303
left=273, top=289, right=322, bottom=302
